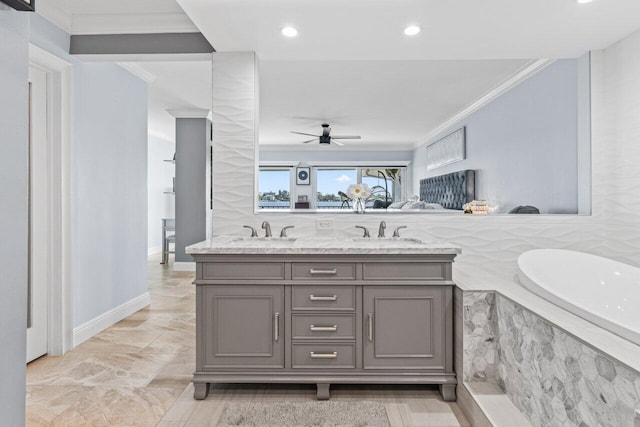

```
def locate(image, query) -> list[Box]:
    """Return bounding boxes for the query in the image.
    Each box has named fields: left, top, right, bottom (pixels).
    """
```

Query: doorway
left=26, top=44, right=73, bottom=361
left=26, top=65, right=49, bottom=362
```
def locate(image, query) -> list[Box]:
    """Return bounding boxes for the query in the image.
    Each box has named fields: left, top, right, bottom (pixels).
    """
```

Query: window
left=316, top=168, right=357, bottom=209
left=258, top=168, right=291, bottom=209
left=315, top=167, right=405, bottom=209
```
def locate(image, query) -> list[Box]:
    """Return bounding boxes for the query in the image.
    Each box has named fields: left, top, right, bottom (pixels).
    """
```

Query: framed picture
left=296, top=167, right=310, bottom=185
left=1, top=0, right=35, bottom=12
left=426, top=127, right=466, bottom=170
left=297, top=195, right=308, bottom=202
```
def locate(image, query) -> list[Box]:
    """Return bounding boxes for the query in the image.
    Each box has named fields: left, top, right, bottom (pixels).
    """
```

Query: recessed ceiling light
left=576, top=0, right=593, bottom=3
left=404, top=25, right=421, bottom=36
left=281, top=27, right=298, bottom=37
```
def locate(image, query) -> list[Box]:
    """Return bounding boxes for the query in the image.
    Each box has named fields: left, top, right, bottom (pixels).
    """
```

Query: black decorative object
left=1, top=0, right=35, bottom=12
left=296, top=167, right=310, bottom=185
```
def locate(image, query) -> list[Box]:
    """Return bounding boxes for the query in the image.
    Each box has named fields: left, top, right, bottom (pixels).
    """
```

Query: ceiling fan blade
left=301, top=138, right=317, bottom=144
left=291, top=131, right=320, bottom=137
left=332, top=140, right=345, bottom=147
left=331, top=135, right=361, bottom=139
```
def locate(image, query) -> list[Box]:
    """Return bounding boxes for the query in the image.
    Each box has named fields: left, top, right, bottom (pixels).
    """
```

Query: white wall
left=30, top=15, right=149, bottom=328
left=412, top=59, right=583, bottom=214
left=0, top=7, right=29, bottom=426
left=148, top=134, right=175, bottom=254
left=210, top=32, right=640, bottom=281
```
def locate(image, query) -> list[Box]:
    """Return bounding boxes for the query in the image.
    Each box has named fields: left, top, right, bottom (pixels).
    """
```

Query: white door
left=26, top=66, right=49, bottom=363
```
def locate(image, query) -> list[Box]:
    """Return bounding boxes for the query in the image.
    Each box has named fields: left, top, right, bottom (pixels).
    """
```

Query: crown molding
left=412, top=58, right=556, bottom=149
left=71, top=12, right=198, bottom=35
left=117, top=62, right=156, bottom=84
left=167, top=108, right=211, bottom=119
left=36, top=2, right=73, bottom=33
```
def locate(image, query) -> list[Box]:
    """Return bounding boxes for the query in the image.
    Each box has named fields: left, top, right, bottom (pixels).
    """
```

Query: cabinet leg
left=316, top=383, right=331, bottom=400
left=439, top=384, right=456, bottom=402
left=193, top=382, right=210, bottom=400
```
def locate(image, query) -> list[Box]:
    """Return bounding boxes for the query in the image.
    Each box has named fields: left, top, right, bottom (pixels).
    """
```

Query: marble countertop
left=186, top=235, right=462, bottom=255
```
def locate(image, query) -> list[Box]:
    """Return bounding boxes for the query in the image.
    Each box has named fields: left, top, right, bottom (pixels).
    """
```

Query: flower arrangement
left=346, top=183, right=371, bottom=213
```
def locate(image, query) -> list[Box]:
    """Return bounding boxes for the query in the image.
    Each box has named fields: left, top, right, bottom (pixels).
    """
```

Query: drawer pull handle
left=368, top=313, right=373, bottom=342
left=310, top=351, right=338, bottom=359
left=309, top=268, right=338, bottom=275
left=310, top=325, right=338, bottom=332
left=274, top=312, right=280, bottom=342
left=309, top=295, right=337, bottom=301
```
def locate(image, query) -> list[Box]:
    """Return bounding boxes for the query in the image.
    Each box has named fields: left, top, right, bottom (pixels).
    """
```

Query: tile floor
left=26, top=254, right=470, bottom=427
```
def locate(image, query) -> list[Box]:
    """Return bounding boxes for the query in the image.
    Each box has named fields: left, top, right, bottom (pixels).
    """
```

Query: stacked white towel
left=465, top=200, right=489, bottom=215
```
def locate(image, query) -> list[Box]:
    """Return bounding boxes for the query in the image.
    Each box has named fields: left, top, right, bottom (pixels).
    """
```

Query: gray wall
left=30, top=15, right=149, bottom=328
left=148, top=134, right=176, bottom=253
left=175, top=118, right=211, bottom=262
left=0, top=7, right=29, bottom=426
left=413, top=59, right=583, bottom=214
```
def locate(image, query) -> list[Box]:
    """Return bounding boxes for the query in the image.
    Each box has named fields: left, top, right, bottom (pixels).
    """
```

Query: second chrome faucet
left=355, top=221, right=406, bottom=238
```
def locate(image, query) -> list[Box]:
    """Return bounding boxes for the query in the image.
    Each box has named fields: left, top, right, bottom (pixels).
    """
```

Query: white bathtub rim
left=517, top=249, right=640, bottom=348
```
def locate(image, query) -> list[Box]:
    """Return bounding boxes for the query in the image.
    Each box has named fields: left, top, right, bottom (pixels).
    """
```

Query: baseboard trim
left=72, top=292, right=151, bottom=347
left=173, top=261, right=196, bottom=272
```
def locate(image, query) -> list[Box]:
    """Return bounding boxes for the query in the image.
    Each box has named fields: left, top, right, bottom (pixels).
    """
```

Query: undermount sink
left=350, top=237, right=425, bottom=245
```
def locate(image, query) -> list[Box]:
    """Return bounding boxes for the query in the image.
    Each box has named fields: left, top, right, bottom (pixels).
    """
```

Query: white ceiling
left=177, top=0, right=640, bottom=60
left=259, top=59, right=530, bottom=150
left=39, top=0, right=640, bottom=150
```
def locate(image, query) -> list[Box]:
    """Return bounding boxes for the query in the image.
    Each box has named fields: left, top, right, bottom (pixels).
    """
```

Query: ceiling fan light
left=404, top=25, right=421, bottom=36
left=281, top=27, right=298, bottom=37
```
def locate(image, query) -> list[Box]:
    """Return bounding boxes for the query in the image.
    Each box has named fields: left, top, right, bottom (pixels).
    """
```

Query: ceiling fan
left=291, top=123, right=361, bottom=146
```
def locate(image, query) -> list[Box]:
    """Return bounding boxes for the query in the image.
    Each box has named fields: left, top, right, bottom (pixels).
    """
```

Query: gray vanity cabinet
left=363, top=286, right=449, bottom=370
left=200, top=285, right=284, bottom=369
left=191, top=254, right=457, bottom=402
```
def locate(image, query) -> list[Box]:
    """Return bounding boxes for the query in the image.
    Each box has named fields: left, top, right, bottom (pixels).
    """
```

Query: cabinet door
left=201, top=286, right=284, bottom=369
left=363, top=286, right=450, bottom=370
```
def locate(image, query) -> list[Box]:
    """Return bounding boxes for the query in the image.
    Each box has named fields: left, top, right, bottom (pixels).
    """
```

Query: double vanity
left=186, top=227, right=461, bottom=401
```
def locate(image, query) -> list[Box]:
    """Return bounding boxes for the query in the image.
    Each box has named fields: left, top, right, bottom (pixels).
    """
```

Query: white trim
left=71, top=12, right=198, bottom=35
left=412, top=58, right=556, bottom=149
left=29, top=44, right=74, bottom=356
left=260, top=160, right=412, bottom=167
left=117, top=62, right=156, bottom=84
left=167, top=108, right=211, bottom=119
left=173, top=262, right=196, bottom=272
left=73, top=292, right=151, bottom=347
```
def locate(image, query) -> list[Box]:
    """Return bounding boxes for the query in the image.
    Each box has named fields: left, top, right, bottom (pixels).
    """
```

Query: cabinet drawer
left=362, top=262, right=447, bottom=281
left=291, top=263, right=356, bottom=280
left=292, top=314, right=356, bottom=340
left=292, top=286, right=356, bottom=311
left=201, top=262, right=285, bottom=280
left=292, top=343, right=356, bottom=369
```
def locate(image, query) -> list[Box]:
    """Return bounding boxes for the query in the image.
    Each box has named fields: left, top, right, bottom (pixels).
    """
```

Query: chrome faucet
left=262, top=221, right=272, bottom=237
left=378, top=221, right=386, bottom=238
left=243, top=225, right=258, bottom=237
left=393, top=226, right=407, bottom=237
left=280, top=225, right=295, bottom=237
left=355, top=225, right=370, bottom=238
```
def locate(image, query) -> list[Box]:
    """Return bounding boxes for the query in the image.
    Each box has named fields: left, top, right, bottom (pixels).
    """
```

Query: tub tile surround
left=461, top=288, right=640, bottom=427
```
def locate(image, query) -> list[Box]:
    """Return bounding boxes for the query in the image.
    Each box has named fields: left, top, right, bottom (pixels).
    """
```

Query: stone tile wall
left=495, top=295, right=640, bottom=427
left=462, top=292, right=498, bottom=382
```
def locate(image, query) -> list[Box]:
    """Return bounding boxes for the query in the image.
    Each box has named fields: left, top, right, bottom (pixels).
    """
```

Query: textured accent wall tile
left=495, top=295, right=640, bottom=427
left=462, top=292, right=498, bottom=382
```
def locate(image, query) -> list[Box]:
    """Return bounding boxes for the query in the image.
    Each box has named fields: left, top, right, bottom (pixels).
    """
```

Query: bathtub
left=517, top=249, right=640, bottom=346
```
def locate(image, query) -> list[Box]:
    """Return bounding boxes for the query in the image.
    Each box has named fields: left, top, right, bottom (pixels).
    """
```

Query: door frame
left=28, top=44, right=73, bottom=356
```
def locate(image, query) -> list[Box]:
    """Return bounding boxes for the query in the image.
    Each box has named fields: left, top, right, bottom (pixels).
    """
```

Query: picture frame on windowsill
left=1, top=0, right=35, bottom=12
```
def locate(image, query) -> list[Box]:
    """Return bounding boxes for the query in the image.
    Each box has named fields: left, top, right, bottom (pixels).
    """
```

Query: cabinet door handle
left=310, top=351, right=338, bottom=359
left=274, top=312, right=280, bottom=342
left=309, top=295, right=337, bottom=301
left=368, top=313, right=373, bottom=342
left=309, top=268, right=338, bottom=275
left=310, top=325, right=338, bottom=332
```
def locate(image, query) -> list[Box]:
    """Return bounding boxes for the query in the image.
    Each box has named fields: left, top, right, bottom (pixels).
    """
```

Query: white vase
left=353, top=198, right=366, bottom=214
